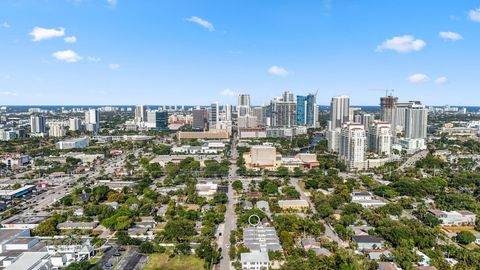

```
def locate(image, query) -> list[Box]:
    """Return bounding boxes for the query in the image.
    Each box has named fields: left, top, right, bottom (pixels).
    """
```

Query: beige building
left=177, top=130, right=230, bottom=140
left=244, top=145, right=281, bottom=171
left=278, top=199, right=309, bottom=210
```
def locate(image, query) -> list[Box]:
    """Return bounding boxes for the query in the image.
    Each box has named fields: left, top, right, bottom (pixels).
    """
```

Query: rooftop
left=240, top=251, right=269, bottom=263
left=352, top=235, right=385, bottom=243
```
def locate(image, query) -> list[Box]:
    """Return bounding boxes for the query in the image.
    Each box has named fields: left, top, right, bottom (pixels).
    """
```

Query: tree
left=175, top=242, right=191, bottom=255
left=316, top=204, right=334, bottom=219
left=163, top=218, right=196, bottom=242
left=213, top=192, right=228, bottom=204
left=139, top=242, right=155, bottom=254
left=282, top=186, right=300, bottom=199
left=232, top=180, right=243, bottom=192
left=276, top=166, right=289, bottom=177
left=279, top=231, right=294, bottom=251
left=456, top=231, right=476, bottom=245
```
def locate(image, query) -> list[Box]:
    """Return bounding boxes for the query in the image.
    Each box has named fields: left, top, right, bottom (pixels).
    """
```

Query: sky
left=0, top=0, right=480, bottom=106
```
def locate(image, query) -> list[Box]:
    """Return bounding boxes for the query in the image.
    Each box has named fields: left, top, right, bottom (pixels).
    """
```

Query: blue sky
left=0, top=0, right=479, bottom=106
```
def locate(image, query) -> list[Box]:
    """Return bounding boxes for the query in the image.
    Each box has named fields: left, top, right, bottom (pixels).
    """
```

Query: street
left=218, top=134, right=239, bottom=270
left=290, top=177, right=348, bottom=248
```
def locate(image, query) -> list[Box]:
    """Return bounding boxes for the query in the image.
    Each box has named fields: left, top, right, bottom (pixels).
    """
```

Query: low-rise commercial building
left=177, top=131, right=230, bottom=140
left=56, top=137, right=89, bottom=150
left=0, top=185, right=35, bottom=201
left=278, top=199, right=309, bottom=211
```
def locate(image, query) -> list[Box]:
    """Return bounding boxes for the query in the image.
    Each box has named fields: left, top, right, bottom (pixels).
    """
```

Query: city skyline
left=1, top=1, right=480, bottom=106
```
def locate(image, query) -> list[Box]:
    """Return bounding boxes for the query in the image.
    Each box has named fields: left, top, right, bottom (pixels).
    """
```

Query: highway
left=397, top=149, right=428, bottom=171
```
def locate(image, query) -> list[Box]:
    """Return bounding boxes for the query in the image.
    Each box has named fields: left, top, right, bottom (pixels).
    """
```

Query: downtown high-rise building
left=49, top=123, right=66, bottom=137
left=69, top=118, right=82, bottom=131
left=339, top=122, right=366, bottom=170
left=30, top=115, right=46, bottom=134
left=85, top=109, right=100, bottom=133
left=296, top=93, right=317, bottom=127
left=147, top=110, right=168, bottom=130
left=224, top=104, right=233, bottom=121
left=368, top=121, right=392, bottom=156
left=237, top=94, right=251, bottom=117
left=395, top=101, right=417, bottom=132
left=361, top=114, right=374, bottom=130
left=135, top=105, right=147, bottom=123
left=329, top=95, right=350, bottom=130
left=270, top=91, right=297, bottom=127
left=252, top=107, right=264, bottom=126
left=380, top=95, right=398, bottom=132
left=209, top=102, right=219, bottom=129
left=192, top=109, right=208, bottom=130
left=238, top=115, right=258, bottom=129
left=405, top=104, right=428, bottom=139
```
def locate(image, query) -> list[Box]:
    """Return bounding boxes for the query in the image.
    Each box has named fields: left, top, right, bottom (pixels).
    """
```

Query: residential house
left=241, top=251, right=270, bottom=270
left=352, top=235, right=385, bottom=250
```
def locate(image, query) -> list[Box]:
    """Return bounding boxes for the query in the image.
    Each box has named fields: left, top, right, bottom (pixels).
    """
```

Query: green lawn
left=144, top=254, right=204, bottom=270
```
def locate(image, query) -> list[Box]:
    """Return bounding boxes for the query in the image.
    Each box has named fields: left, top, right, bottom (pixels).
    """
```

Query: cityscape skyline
left=1, top=1, right=480, bottom=105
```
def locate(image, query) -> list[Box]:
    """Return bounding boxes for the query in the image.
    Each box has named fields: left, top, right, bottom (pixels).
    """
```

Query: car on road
left=117, top=247, right=126, bottom=251
left=103, top=263, right=113, bottom=270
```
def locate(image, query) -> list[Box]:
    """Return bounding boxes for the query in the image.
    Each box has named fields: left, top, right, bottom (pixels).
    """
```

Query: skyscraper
left=330, top=95, right=350, bottom=130
left=237, top=94, right=251, bottom=117
left=361, top=114, right=374, bottom=130
left=192, top=109, right=208, bottom=130
left=209, top=102, right=219, bottom=129
left=85, top=109, right=100, bottom=133
left=270, top=91, right=297, bottom=127
left=238, top=115, right=258, bottom=129
left=395, top=101, right=417, bottom=132
left=135, top=105, right=147, bottom=123
left=252, top=107, right=264, bottom=126
left=368, top=121, right=392, bottom=156
left=224, top=104, right=233, bottom=121
left=69, top=118, right=81, bottom=131
left=296, top=93, right=317, bottom=127
left=49, top=123, right=66, bottom=137
left=405, top=104, right=428, bottom=139
left=30, top=115, right=46, bottom=134
left=380, top=95, right=398, bottom=132
left=339, top=123, right=366, bottom=170
left=147, top=110, right=168, bottom=130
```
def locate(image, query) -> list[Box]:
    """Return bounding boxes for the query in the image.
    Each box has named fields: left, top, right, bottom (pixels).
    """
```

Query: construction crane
left=369, top=88, right=395, bottom=97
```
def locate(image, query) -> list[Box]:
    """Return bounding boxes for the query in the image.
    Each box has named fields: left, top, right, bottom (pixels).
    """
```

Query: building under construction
left=380, top=95, right=398, bottom=131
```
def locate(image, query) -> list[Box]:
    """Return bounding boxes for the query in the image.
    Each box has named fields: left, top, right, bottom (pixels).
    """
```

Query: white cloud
left=107, top=0, right=117, bottom=7
left=1, top=22, right=10, bottom=28
left=0, top=91, right=17, bottom=96
left=30, top=27, right=65, bottom=41
left=221, top=88, right=236, bottom=96
left=268, top=66, right=289, bottom=76
left=64, top=36, right=77, bottom=43
left=186, top=16, right=215, bottom=31
left=52, top=50, right=82, bottom=63
left=407, top=73, right=430, bottom=83
left=468, top=7, right=480, bottom=22
left=109, top=63, right=120, bottom=69
left=435, top=77, right=448, bottom=85
left=87, top=56, right=101, bottom=62
left=376, top=35, right=426, bottom=53
left=439, top=31, right=463, bottom=41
